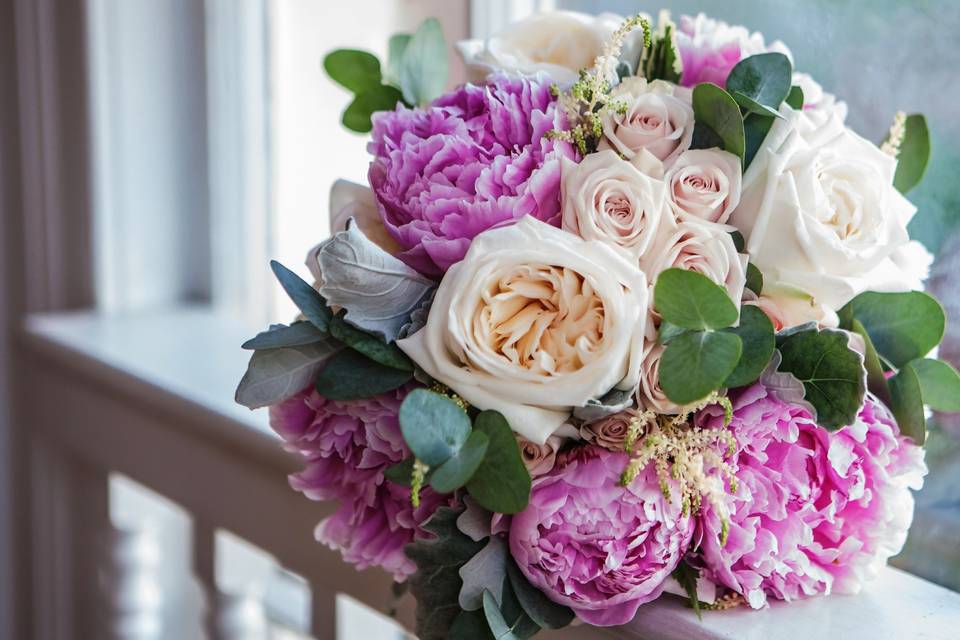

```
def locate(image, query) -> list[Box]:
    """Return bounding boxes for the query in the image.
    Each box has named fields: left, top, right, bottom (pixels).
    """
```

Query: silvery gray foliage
left=399, top=289, right=435, bottom=339
left=235, top=337, right=343, bottom=409
left=457, top=537, right=507, bottom=611
left=759, top=350, right=818, bottom=418
left=317, top=218, right=435, bottom=343
left=456, top=495, right=494, bottom=542
left=572, top=387, right=635, bottom=422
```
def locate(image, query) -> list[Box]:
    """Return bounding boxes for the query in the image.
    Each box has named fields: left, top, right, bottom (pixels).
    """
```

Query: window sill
left=19, top=308, right=960, bottom=639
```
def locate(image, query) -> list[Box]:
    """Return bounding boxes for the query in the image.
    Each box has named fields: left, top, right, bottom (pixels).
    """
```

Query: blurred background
left=0, top=1, right=956, bottom=639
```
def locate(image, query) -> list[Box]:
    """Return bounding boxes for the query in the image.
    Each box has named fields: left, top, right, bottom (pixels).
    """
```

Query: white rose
left=398, top=217, right=648, bottom=443
left=742, top=284, right=840, bottom=332
left=560, top=149, right=669, bottom=261
left=664, top=149, right=741, bottom=225
left=730, top=102, right=925, bottom=312
left=600, top=78, right=695, bottom=167
left=792, top=72, right=848, bottom=122
left=640, top=220, right=748, bottom=310
left=455, top=11, right=622, bottom=85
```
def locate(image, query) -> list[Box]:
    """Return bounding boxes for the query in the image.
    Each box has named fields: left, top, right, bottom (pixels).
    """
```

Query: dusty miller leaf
left=317, top=219, right=434, bottom=343
left=457, top=496, right=495, bottom=542
left=459, top=537, right=508, bottom=611
left=235, top=338, right=343, bottom=409
left=572, top=387, right=634, bottom=422
left=759, top=351, right=818, bottom=419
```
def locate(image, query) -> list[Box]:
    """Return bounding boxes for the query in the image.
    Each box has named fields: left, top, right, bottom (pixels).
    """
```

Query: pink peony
left=368, top=74, right=576, bottom=277
left=269, top=386, right=442, bottom=580
left=509, top=446, right=694, bottom=626
left=696, top=384, right=926, bottom=608
left=676, top=13, right=791, bottom=88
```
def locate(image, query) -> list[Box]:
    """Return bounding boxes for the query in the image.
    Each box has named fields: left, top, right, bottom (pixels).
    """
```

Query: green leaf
left=850, top=319, right=891, bottom=406
left=406, top=507, right=486, bottom=640
left=911, top=358, right=960, bottom=412
left=314, top=348, right=412, bottom=400
left=889, top=363, right=926, bottom=445
left=777, top=328, right=867, bottom=430
left=399, top=389, right=472, bottom=467
left=329, top=314, right=413, bottom=371
left=745, top=263, right=763, bottom=295
left=385, top=34, right=412, bottom=87
left=732, top=91, right=784, bottom=119
left=723, top=306, right=776, bottom=388
left=506, top=560, right=574, bottom=630
left=691, top=83, right=745, bottom=161
left=431, top=431, right=490, bottom=493
left=399, top=18, right=448, bottom=106
left=643, top=19, right=683, bottom=84
left=270, top=260, right=332, bottom=332
left=729, top=230, right=745, bottom=252
left=726, top=52, right=792, bottom=109
left=654, top=268, right=740, bottom=330
left=786, top=85, right=804, bottom=110
left=893, top=114, right=931, bottom=194
left=241, top=321, right=328, bottom=350
left=466, top=412, right=532, bottom=515
left=449, top=609, right=494, bottom=640
left=660, top=330, right=742, bottom=404
left=342, top=84, right=404, bottom=133
left=384, top=457, right=415, bottom=486
left=671, top=560, right=702, bottom=620
left=657, top=320, right=687, bottom=345
left=482, top=586, right=539, bottom=640
left=743, top=113, right=775, bottom=169
left=235, top=338, right=343, bottom=409
left=839, top=291, right=945, bottom=368
left=323, top=49, right=382, bottom=93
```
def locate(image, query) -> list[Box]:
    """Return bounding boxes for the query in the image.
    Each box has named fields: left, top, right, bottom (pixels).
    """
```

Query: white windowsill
left=20, top=308, right=960, bottom=640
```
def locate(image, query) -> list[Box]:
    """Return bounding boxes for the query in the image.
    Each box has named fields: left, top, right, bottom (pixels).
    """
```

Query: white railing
left=19, top=309, right=960, bottom=640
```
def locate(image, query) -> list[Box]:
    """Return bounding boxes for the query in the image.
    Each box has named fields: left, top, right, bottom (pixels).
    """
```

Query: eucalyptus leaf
left=726, top=52, right=792, bottom=109
left=399, top=18, right=449, bottom=106
left=235, top=338, right=343, bottom=409
left=385, top=33, right=412, bottom=87
left=657, top=320, right=687, bottom=346
left=314, top=348, right=412, bottom=400
left=572, top=387, right=634, bottom=422
left=329, top=314, right=413, bottom=371
left=777, top=328, right=866, bottom=430
left=691, top=83, right=745, bottom=161
left=506, top=560, right=574, bottom=630
left=743, top=113, right=775, bottom=169
left=384, top=458, right=415, bottom=487
left=466, top=412, right=532, bottom=515
left=745, top=263, right=764, bottom=295
left=654, top=268, right=739, bottom=330
left=270, top=260, right=332, bottom=332
left=911, top=358, right=960, bottom=412
left=729, top=230, right=745, bottom=252
left=342, top=84, right=404, bottom=133
left=459, top=537, right=508, bottom=611
left=318, top=219, right=435, bottom=343
left=405, top=507, right=485, bottom=640
left=785, top=85, right=804, bottom=110
left=399, top=389, right=472, bottom=467
left=892, top=114, right=930, bottom=194
left=851, top=318, right=891, bottom=406
left=732, top=91, right=784, bottom=119
left=482, top=587, right=539, bottom=640
left=889, top=363, right=926, bottom=445
left=839, top=291, right=945, bottom=368
left=241, top=321, right=328, bottom=350
left=323, top=49, right=382, bottom=93
left=449, top=610, right=494, bottom=640
left=660, top=330, right=742, bottom=404
left=431, top=430, right=490, bottom=493
left=723, top=305, right=775, bottom=388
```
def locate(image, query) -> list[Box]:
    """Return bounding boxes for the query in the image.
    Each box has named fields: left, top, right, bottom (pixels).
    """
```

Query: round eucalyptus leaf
left=654, top=268, right=740, bottom=330
left=889, top=363, right=926, bottom=445
left=323, top=49, right=382, bottom=93
left=691, top=83, right=745, bottom=161
left=911, top=358, right=960, bottom=413
left=430, top=430, right=490, bottom=494
left=342, top=84, right=404, bottom=133
left=466, top=411, right=532, bottom=515
left=660, top=330, right=742, bottom=405
left=723, top=306, right=775, bottom=388
left=726, top=52, right=792, bottom=109
left=399, top=389, right=472, bottom=467
left=892, top=114, right=930, bottom=194
left=839, top=291, right=945, bottom=368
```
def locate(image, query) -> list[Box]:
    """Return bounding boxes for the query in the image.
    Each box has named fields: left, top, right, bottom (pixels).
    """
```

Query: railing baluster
left=311, top=585, right=337, bottom=640
left=193, top=520, right=219, bottom=640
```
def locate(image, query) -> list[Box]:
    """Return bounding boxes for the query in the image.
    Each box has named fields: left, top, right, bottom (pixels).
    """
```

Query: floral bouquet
left=236, top=9, right=960, bottom=639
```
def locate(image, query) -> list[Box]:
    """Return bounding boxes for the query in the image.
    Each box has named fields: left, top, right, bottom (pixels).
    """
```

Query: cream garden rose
left=561, top=150, right=669, bottom=261
left=730, top=102, right=931, bottom=312
left=599, top=78, right=694, bottom=167
left=456, top=11, right=622, bottom=85
left=397, top=217, right=648, bottom=443
left=664, top=149, right=742, bottom=225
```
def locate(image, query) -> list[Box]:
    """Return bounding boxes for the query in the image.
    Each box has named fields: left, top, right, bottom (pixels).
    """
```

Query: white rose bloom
left=640, top=220, right=748, bottom=311
left=599, top=78, right=695, bottom=168
left=561, top=149, right=670, bottom=261
left=456, top=11, right=622, bottom=85
left=730, top=102, right=930, bottom=313
left=792, top=72, right=848, bottom=122
left=664, top=149, right=742, bottom=225
left=398, top=217, right=648, bottom=443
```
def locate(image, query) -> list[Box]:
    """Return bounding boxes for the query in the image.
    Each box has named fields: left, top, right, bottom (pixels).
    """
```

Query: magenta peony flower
left=509, top=447, right=694, bottom=626
left=368, top=74, right=576, bottom=277
left=269, top=386, right=442, bottom=580
left=676, top=13, right=790, bottom=88
left=696, top=384, right=926, bottom=608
